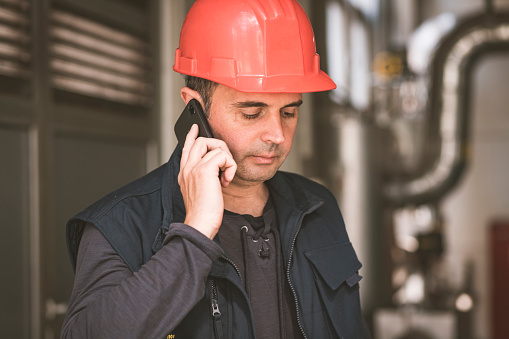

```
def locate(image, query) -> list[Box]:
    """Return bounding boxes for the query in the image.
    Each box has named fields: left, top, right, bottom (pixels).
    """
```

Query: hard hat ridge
left=174, top=0, right=336, bottom=93
left=247, top=0, right=297, bottom=19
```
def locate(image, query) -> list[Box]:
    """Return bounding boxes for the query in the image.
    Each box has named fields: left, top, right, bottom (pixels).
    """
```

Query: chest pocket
left=304, top=242, right=364, bottom=338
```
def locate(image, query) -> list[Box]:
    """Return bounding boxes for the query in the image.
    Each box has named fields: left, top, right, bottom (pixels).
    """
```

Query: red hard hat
left=173, top=0, right=336, bottom=93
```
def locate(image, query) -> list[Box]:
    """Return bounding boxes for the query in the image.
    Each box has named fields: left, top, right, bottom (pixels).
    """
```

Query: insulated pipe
left=385, top=12, right=509, bottom=206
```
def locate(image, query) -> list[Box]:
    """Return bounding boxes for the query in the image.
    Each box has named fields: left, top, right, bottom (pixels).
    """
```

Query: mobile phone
left=174, top=99, right=214, bottom=148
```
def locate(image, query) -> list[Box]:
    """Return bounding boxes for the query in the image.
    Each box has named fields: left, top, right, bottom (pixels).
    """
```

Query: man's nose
left=261, top=112, right=285, bottom=144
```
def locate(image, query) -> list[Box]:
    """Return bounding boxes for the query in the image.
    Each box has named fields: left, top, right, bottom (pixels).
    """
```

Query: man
left=62, top=0, right=369, bottom=338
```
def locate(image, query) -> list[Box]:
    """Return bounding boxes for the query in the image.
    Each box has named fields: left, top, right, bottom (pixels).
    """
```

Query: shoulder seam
left=90, top=184, right=162, bottom=223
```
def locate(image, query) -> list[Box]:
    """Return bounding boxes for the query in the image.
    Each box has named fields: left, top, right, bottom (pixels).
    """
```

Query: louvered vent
left=50, top=9, right=152, bottom=107
left=0, top=0, right=30, bottom=79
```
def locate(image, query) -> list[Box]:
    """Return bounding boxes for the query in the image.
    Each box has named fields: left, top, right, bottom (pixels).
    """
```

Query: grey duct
left=385, top=12, right=509, bottom=206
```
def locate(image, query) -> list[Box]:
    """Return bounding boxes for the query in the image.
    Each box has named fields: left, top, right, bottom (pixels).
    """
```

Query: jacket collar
left=161, top=146, right=185, bottom=230
left=266, top=172, right=323, bottom=257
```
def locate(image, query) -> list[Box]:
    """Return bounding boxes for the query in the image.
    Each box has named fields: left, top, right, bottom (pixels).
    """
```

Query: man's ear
left=180, top=87, right=204, bottom=107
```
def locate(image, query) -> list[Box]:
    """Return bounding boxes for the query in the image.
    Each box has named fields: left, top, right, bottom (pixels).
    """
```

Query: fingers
left=191, top=144, right=237, bottom=184
left=186, top=138, right=232, bottom=168
left=180, top=124, right=199, bottom=168
left=221, top=160, right=237, bottom=187
left=179, top=124, right=237, bottom=186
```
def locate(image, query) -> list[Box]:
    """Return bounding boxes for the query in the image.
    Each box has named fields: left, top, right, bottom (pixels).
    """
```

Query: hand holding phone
left=175, top=99, right=237, bottom=239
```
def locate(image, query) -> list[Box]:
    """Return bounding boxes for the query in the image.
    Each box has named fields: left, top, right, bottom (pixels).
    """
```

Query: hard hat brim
left=174, top=66, right=337, bottom=94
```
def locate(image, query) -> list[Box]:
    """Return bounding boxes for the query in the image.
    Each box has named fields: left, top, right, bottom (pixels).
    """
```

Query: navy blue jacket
left=66, top=147, right=368, bottom=338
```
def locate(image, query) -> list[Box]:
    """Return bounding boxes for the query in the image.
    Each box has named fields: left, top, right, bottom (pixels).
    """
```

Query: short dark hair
left=185, top=76, right=219, bottom=117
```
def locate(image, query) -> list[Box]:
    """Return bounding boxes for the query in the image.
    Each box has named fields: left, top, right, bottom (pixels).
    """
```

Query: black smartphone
left=174, top=99, right=214, bottom=148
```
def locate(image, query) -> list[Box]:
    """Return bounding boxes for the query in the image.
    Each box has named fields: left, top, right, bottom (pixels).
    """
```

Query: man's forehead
left=212, top=84, right=303, bottom=108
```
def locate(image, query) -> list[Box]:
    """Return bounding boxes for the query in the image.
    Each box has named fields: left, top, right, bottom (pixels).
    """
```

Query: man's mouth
left=250, top=154, right=278, bottom=164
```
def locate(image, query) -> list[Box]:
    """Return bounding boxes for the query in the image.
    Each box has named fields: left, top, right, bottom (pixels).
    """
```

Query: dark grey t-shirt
left=218, top=198, right=303, bottom=339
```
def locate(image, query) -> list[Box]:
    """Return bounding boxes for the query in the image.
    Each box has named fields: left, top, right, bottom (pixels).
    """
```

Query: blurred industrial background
left=0, top=0, right=508, bottom=338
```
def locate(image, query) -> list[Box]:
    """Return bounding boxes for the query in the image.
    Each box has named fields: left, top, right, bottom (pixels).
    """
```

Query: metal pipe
left=385, top=12, right=509, bottom=206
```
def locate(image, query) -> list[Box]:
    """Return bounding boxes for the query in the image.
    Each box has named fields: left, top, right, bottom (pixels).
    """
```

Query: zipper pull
left=212, top=299, right=221, bottom=320
left=212, top=298, right=223, bottom=338
left=211, top=278, right=224, bottom=338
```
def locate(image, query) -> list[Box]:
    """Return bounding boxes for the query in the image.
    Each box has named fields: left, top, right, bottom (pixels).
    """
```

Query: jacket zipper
left=211, top=279, right=223, bottom=339
left=220, top=255, right=243, bottom=284
left=286, top=200, right=324, bottom=339
left=211, top=256, right=244, bottom=339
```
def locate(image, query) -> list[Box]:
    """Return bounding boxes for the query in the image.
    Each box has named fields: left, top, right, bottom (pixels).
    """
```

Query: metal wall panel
left=0, top=1, right=159, bottom=338
left=44, top=134, right=147, bottom=333
left=0, top=126, right=30, bottom=339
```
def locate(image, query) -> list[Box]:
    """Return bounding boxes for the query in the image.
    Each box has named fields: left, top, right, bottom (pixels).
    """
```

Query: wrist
left=184, top=217, right=219, bottom=240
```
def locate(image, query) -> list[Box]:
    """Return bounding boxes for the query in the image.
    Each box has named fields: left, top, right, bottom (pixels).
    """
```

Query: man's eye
left=242, top=113, right=260, bottom=120
left=282, top=111, right=296, bottom=118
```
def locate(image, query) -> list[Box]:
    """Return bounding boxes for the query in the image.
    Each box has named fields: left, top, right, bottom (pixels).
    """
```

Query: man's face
left=207, top=84, right=302, bottom=185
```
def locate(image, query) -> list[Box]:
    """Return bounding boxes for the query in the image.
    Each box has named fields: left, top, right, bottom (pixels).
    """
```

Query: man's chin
left=232, top=165, right=280, bottom=184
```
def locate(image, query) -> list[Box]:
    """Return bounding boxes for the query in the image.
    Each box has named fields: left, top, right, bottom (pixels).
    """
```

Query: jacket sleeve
left=61, top=222, right=223, bottom=339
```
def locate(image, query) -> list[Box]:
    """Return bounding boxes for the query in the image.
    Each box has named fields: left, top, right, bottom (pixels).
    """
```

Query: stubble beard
left=230, top=144, right=288, bottom=185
